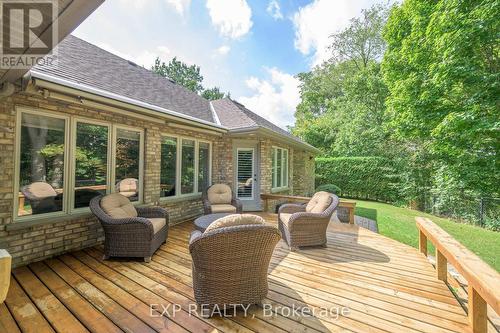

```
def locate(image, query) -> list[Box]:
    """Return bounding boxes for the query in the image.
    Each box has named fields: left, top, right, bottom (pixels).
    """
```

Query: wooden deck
left=1, top=212, right=475, bottom=333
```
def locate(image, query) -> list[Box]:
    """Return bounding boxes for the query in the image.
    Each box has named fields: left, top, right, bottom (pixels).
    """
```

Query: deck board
left=1, top=212, right=478, bottom=333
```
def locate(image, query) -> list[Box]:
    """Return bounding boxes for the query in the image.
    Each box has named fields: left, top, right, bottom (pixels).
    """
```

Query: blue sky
left=74, top=0, right=381, bottom=129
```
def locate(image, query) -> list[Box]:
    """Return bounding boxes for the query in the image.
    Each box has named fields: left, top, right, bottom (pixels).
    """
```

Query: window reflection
left=74, top=122, right=108, bottom=208
left=160, top=136, right=177, bottom=197
left=115, top=129, right=141, bottom=201
left=19, top=114, right=65, bottom=216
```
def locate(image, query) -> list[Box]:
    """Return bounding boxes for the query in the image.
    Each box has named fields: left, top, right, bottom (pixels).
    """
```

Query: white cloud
left=292, top=0, right=375, bottom=67
left=206, top=0, right=253, bottom=39
left=266, top=0, right=283, bottom=20
left=238, top=68, right=300, bottom=129
left=216, top=45, right=231, bottom=56
left=165, top=0, right=191, bottom=16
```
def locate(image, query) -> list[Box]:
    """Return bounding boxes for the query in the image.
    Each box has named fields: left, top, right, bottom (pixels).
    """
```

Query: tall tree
left=293, top=3, right=392, bottom=157
left=329, top=3, right=389, bottom=69
left=152, top=57, right=204, bottom=93
left=382, top=0, right=499, bottom=198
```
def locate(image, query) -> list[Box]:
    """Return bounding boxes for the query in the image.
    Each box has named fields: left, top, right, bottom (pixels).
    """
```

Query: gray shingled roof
left=211, top=98, right=299, bottom=140
left=33, top=35, right=214, bottom=123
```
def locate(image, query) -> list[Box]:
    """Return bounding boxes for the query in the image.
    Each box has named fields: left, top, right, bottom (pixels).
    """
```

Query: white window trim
left=14, top=107, right=145, bottom=222
left=272, top=146, right=289, bottom=191
left=159, top=134, right=212, bottom=201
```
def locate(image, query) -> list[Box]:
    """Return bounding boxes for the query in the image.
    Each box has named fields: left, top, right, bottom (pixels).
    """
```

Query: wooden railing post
left=418, top=230, right=427, bottom=256
left=468, top=285, right=487, bottom=333
left=435, top=249, right=447, bottom=283
left=349, top=207, right=355, bottom=224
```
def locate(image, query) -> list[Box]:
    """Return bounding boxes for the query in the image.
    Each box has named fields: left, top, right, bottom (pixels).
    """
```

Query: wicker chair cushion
left=207, top=184, right=232, bottom=204
left=210, top=204, right=237, bottom=213
left=147, top=218, right=166, bottom=234
left=205, top=214, right=265, bottom=232
left=279, top=213, right=292, bottom=227
left=117, top=178, right=137, bottom=192
left=25, top=182, right=57, bottom=199
left=306, top=191, right=332, bottom=214
left=100, top=193, right=138, bottom=219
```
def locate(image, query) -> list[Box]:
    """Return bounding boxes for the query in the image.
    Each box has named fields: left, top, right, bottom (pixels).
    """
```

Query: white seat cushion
left=211, top=204, right=237, bottom=213
left=306, top=192, right=332, bottom=214
left=101, top=193, right=137, bottom=219
left=205, top=214, right=265, bottom=232
left=148, top=218, right=166, bottom=234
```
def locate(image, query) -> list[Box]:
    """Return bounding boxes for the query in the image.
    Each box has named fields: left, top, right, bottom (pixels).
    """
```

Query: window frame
left=159, top=134, right=212, bottom=201
left=14, top=107, right=145, bottom=221
left=272, top=146, right=289, bottom=191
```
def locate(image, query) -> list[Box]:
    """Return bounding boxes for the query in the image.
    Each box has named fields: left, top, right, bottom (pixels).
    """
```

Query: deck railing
left=260, top=193, right=356, bottom=224
left=416, top=217, right=500, bottom=333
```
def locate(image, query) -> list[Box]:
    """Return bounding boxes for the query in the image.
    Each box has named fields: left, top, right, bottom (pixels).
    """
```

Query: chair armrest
left=136, top=206, right=168, bottom=221
left=189, top=230, right=203, bottom=245
left=232, top=197, right=243, bottom=213
left=279, top=203, right=306, bottom=214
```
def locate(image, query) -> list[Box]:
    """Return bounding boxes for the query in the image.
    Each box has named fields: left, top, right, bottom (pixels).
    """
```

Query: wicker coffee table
left=193, top=213, right=233, bottom=232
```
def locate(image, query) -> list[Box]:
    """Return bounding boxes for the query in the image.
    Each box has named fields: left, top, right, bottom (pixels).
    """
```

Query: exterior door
left=235, top=142, right=260, bottom=211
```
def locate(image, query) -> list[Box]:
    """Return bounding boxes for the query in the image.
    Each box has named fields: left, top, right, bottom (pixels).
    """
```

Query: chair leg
left=144, top=256, right=151, bottom=263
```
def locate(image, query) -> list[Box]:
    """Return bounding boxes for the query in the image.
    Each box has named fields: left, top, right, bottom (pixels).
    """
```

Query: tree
left=201, top=86, right=230, bottom=100
left=382, top=0, right=499, bottom=198
left=292, top=3, right=392, bottom=157
left=329, top=3, right=390, bottom=69
left=152, top=57, right=230, bottom=99
left=152, top=57, right=204, bottom=93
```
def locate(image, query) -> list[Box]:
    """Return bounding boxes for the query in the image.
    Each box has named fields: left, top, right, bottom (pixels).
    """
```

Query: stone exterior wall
left=0, top=90, right=316, bottom=267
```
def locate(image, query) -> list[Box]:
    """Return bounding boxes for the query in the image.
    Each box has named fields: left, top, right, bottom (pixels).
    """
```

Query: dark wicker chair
left=278, top=192, right=339, bottom=251
left=90, top=194, right=168, bottom=262
left=189, top=216, right=280, bottom=312
left=21, top=182, right=62, bottom=214
left=202, top=184, right=242, bottom=214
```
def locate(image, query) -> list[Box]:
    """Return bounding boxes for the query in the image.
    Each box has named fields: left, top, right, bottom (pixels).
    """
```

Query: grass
left=353, top=199, right=500, bottom=272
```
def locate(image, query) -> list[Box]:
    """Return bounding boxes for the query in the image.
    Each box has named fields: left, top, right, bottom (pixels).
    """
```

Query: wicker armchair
left=189, top=215, right=280, bottom=311
left=278, top=192, right=339, bottom=250
left=21, top=182, right=62, bottom=214
left=202, top=184, right=242, bottom=214
left=90, top=194, right=168, bottom=262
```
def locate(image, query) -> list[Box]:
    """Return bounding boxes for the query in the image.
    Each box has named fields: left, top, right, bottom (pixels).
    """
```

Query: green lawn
left=353, top=199, right=500, bottom=272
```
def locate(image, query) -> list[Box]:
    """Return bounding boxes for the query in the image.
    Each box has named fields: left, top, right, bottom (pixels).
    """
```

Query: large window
left=74, top=122, right=108, bottom=209
left=115, top=128, right=142, bottom=202
left=15, top=109, right=144, bottom=220
left=198, top=142, right=210, bottom=192
left=160, top=137, right=177, bottom=197
left=160, top=136, right=211, bottom=199
left=272, top=147, right=289, bottom=190
left=18, top=113, right=66, bottom=216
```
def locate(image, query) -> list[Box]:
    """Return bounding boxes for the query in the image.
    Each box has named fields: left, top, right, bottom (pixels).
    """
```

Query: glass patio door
left=236, top=148, right=254, bottom=200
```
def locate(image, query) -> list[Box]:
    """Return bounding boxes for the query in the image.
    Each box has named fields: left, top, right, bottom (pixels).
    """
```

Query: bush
left=316, top=184, right=341, bottom=194
left=315, top=157, right=401, bottom=202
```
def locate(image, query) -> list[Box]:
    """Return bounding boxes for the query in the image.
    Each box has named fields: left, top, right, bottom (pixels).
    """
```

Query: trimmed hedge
left=315, top=157, right=401, bottom=202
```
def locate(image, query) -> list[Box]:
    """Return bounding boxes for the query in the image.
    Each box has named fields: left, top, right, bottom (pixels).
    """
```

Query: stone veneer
left=0, top=91, right=315, bottom=267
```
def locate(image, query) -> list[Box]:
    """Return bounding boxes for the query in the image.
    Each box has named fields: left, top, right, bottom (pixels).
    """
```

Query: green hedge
left=315, top=157, right=401, bottom=202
